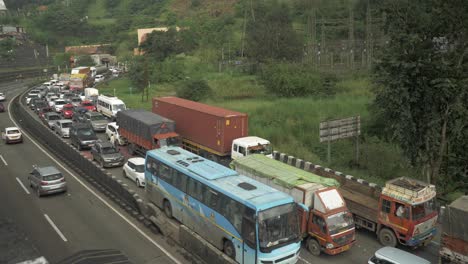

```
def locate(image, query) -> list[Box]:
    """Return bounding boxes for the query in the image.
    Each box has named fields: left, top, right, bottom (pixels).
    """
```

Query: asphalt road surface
left=0, top=81, right=193, bottom=264
left=0, top=81, right=438, bottom=264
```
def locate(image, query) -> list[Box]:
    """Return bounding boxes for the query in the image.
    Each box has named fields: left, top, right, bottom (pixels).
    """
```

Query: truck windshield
left=412, top=198, right=436, bottom=221
left=248, top=144, right=273, bottom=155
left=258, top=203, right=300, bottom=252
left=326, top=211, right=354, bottom=235
left=160, top=137, right=180, bottom=147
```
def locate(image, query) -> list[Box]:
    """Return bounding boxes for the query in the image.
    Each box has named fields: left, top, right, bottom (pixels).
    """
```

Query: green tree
left=0, top=38, right=16, bottom=62
left=128, top=56, right=149, bottom=101
left=176, top=79, right=212, bottom=101
left=139, top=27, right=181, bottom=61
left=372, top=0, right=468, bottom=184
left=245, top=0, right=302, bottom=62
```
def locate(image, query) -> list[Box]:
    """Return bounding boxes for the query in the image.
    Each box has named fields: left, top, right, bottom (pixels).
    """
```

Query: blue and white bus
left=145, top=146, right=302, bottom=264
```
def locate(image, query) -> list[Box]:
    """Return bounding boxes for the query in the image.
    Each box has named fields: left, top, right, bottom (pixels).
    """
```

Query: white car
left=48, top=96, right=59, bottom=107
left=123, top=157, right=145, bottom=187
left=0, top=92, right=5, bottom=101
left=95, top=75, right=105, bottom=83
left=1, top=127, right=23, bottom=144
left=106, top=122, right=127, bottom=146
left=43, top=82, right=52, bottom=89
left=26, top=93, right=40, bottom=105
left=53, top=99, right=68, bottom=112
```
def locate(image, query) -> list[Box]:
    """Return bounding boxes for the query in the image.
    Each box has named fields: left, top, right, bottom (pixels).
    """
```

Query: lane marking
left=8, top=94, right=182, bottom=264
left=298, top=256, right=312, bottom=264
left=16, top=177, right=30, bottom=195
left=44, top=214, right=68, bottom=242
left=0, top=155, right=8, bottom=166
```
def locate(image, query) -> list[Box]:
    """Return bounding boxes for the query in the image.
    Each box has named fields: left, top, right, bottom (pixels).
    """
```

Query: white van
left=96, top=95, right=126, bottom=119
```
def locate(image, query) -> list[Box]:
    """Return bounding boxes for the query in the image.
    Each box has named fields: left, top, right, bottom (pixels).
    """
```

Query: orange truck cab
left=341, top=177, right=438, bottom=248
left=305, top=186, right=355, bottom=256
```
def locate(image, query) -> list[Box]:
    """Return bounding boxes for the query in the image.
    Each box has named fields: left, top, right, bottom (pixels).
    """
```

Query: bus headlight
left=326, top=243, right=334, bottom=249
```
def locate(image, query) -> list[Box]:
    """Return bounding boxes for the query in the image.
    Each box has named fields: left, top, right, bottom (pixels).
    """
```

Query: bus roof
left=148, top=147, right=294, bottom=210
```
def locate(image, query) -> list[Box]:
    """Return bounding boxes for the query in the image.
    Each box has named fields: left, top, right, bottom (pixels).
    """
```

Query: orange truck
left=230, top=154, right=355, bottom=256
left=440, top=195, right=468, bottom=264
left=330, top=176, right=438, bottom=248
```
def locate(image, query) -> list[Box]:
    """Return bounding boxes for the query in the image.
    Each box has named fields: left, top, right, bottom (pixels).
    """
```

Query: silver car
left=368, top=247, right=430, bottom=264
left=43, top=112, right=62, bottom=129
left=28, top=165, right=67, bottom=197
left=84, top=112, right=109, bottom=132
left=52, top=119, right=73, bottom=138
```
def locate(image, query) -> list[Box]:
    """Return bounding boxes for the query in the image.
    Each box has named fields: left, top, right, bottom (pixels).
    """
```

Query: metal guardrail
left=0, top=68, right=55, bottom=83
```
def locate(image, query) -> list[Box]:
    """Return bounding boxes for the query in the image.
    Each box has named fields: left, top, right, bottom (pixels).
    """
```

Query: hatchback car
left=53, top=119, right=73, bottom=138
left=53, top=99, right=68, bottom=113
left=70, top=97, right=82, bottom=107
left=26, top=93, right=39, bottom=105
left=70, top=123, right=98, bottom=150
left=84, top=111, right=109, bottom=132
left=72, top=107, right=88, bottom=123
left=106, top=122, right=127, bottom=146
left=43, top=112, right=62, bottom=129
left=368, top=247, right=430, bottom=264
left=91, top=141, right=125, bottom=168
left=0, top=92, right=5, bottom=101
left=95, top=75, right=105, bottom=83
left=38, top=106, right=53, bottom=120
left=33, top=101, right=49, bottom=113
left=123, top=157, right=145, bottom=187
left=28, top=165, right=67, bottom=197
left=2, top=127, right=23, bottom=144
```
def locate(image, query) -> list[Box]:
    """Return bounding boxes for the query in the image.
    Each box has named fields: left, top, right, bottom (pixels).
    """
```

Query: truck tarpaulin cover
left=230, top=154, right=339, bottom=189
left=442, top=195, right=468, bottom=241
left=116, top=109, right=175, bottom=142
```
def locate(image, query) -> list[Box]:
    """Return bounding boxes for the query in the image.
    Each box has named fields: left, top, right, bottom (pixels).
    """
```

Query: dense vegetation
left=4, top=0, right=468, bottom=199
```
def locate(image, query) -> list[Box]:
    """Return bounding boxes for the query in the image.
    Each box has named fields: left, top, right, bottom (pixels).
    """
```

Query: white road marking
left=298, top=256, right=312, bottom=264
left=15, top=177, right=30, bottom=194
left=8, top=94, right=182, bottom=264
left=44, top=214, right=68, bottom=242
left=0, top=155, right=8, bottom=166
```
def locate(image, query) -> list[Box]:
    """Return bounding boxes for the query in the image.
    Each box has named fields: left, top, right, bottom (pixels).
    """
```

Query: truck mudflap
left=406, top=227, right=437, bottom=247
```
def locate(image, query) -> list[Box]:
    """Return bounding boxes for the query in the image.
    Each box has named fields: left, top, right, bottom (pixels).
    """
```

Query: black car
left=70, top=123, right=98, bottom=150
left=0, top=102, right=5, bottom=112
left=33, top=101, right=49, bottom=113
left=29, top=98, right=45, bottom=110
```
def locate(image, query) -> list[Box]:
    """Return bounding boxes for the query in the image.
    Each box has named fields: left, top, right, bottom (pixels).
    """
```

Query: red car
left=62, top=103, right=74, bottom=119
left=80, top=100, right=96, bottom=112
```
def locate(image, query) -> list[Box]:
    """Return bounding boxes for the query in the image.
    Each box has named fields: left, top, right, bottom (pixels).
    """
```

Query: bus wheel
left=379, top=228, right=397, bottom=247
left=223, top=240, right=235, bottom=259
left=306, top=237, right=321, bottom=256
left=163, top=200, right=173, bottom=219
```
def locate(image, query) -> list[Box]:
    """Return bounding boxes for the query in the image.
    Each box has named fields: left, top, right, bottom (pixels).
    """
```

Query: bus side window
left=187, top=178, right=203, bottom=202
left=174, top=171, right=187, bottom=193
left=146, top=157, right=158, bottom=175
left=159, top=164, right=173, bottom=184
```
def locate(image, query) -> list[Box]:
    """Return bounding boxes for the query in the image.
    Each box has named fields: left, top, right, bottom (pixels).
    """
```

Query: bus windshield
left=326, top=211, right=354, bottom=235
left=412, top=198, right=436, bottom=221
left=258, top=203, right=300, bottom=252
left=248, top=144, right=273, bottom=156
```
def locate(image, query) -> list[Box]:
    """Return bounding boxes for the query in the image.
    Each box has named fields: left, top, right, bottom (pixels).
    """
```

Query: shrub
left=176, top=79, right=212, bottom=101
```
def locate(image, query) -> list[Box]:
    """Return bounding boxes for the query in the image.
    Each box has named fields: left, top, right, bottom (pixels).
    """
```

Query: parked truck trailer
left=440, top=195, right=468, bottom=264
left=230, top=154, right=355, bottom=256
left=116, top=109, right=179, bottom=156
left=152, top=97, right=272, bottom=164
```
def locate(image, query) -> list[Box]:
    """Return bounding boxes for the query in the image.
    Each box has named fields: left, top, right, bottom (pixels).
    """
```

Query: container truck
left=440, top=195, right=468, bottom=264
left=152, top=97, right=272, bottom=164
left=116, top=109, right=180, bottom=156
left=230, top=154, right=355, bottom=256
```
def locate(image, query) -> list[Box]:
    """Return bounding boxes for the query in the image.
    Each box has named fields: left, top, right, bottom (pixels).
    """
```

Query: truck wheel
left=163, top=200, right=173, bottom=219
left=379, top=228, right=397, bottom=247
left=306, top=237, right=321, bottom=256
left=223, top=240, right=235, bottom=259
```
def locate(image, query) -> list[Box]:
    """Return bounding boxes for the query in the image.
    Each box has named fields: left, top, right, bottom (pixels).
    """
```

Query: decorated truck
left=338, top=177, right=438, bottom=247
left=440, top=195, right=468, bottom=264
left=230, top=154, right=355, bottom=256
left=116, top=109, right=180, bottom=156
left=152, top=97, right=272, bottom=165
left=69, top=73, right=92, bottom=92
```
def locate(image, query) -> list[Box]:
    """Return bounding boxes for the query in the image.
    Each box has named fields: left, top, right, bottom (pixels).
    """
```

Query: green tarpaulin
left=230, top=154, right=339, bottom=189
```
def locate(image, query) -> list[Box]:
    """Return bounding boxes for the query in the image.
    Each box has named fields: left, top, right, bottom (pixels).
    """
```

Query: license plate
left=341, top=245, right=350, bottom=251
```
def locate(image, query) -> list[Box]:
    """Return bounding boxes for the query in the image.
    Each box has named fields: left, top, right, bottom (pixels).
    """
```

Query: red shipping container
left=152, top=97, right=248, bottom=156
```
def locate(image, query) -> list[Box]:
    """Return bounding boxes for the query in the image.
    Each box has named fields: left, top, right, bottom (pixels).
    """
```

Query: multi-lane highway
left=0, top=81, right=440, bottom=264
left=0, top=81, right=192, bottom=263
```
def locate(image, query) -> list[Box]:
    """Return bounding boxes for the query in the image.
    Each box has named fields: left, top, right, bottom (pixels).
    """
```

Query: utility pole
left=366, top=0, right=372, bottom=69
left=348, top=2, right=355, bottom=70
